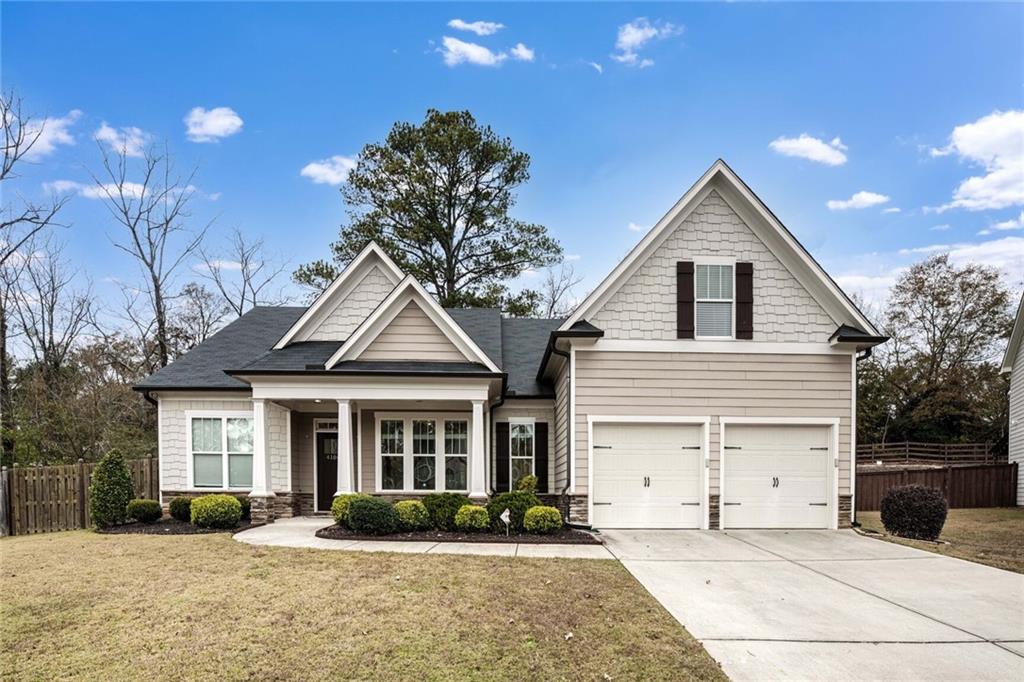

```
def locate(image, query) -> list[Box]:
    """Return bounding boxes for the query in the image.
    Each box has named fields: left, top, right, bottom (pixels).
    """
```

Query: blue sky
left=4, top=1, right=1023, bottom=315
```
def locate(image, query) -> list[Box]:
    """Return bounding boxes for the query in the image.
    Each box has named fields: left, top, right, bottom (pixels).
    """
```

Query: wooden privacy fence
left=0, top=457, right=158, bottom=536
left=856, top=441, right=1002, bottom=465
left=856, top=462, right=1018, bottom=512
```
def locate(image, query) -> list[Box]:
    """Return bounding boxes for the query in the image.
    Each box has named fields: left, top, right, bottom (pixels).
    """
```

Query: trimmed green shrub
left=168, top=496, right=192, bottom=522
left=238, top=496, right=251, bottom=520
left=515, top=474, right=538, bottom=493
left=347, top=496, right=399, bottom=535
left=394, top=500, right=431, bottom=531
left=331, top=493, right=372, bottom=527
left=126, top=499, right=162, bottom=524
left=423, top=492, right=472, bottom=531
left=89, top=449, right=135, bottom=528
left=524, top=506, right=562, bottom=534
left=486, top=491, right=540, bottom=532
left=880, top=484, right=948, bottom=541
left=191, top=494, right=242, bottom=529
left=454, top=504, right=489, bottom=532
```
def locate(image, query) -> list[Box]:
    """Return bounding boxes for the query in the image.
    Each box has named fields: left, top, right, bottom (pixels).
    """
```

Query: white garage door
left=722, top=424, right=832, bottom=529
left=592, top=422, right=703, bottom=529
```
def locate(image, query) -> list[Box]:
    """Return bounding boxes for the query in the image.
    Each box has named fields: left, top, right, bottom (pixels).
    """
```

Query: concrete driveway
left=603, top=529, right=1024, bottom=681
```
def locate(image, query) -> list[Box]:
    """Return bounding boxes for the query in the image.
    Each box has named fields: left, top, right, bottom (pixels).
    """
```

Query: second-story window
left=695, top=263, right=734, bottom=338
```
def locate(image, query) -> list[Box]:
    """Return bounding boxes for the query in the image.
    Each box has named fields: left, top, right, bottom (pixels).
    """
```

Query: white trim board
left=585, top=339, right=856, bottom=355
left=184, top=409, right=256, bottom=493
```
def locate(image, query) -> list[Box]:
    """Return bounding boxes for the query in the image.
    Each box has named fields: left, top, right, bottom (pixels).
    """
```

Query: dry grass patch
left=0, top=531, right=725, bottom=681
left=858, top=507, right=1024, bottom=574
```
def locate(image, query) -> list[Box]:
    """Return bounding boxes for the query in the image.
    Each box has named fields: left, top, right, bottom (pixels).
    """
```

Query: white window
left=695, top=263, right=734, bottom=338
left=509, top=420, right=535, bottom=486
left=376, top=414, right=470, bottom=493
left=189, top=415, right=253, bottom=489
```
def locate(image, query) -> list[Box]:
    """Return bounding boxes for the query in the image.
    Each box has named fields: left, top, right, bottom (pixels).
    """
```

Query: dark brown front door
left=316, top=432, right=338, bottom=512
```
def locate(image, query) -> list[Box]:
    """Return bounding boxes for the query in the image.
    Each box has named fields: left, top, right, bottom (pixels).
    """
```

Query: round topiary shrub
left=168, top=496, right=192, bottom=522
left=880, top=484, right=948, bottom=541
left=89, top=449, right=135, bottom=528
left=423, top=492, right=472, bottom=530
left=331, top=493, right=372, bottom=527
left=191, top=494, right=243, bottom=529
left=515, top=474, right=538, bottom=493
left=454, top=504, right=489, bottom=532
left=126, top=499, right=162, bottom=524
left=486, top=491, right=540, bottom=532
left=347, top=496, right=399, bottom=535
left=394, top=500, right=431, bottom=531
left=524, top=505, right=562, bottom=534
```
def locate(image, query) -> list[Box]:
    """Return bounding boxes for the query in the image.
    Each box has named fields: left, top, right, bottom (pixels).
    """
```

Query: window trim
left=374, top=412, right=471, bottom=494
left=507, top=417, right=536, bottom=487
left=694, top=259, right=737, bottom=340
left=185, top=410, right=254, bottom=491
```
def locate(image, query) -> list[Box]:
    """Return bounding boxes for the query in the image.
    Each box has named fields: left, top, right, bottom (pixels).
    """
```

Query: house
left=135, top=159, right=887, bottom=528
left=1001, top=293, right=1024, bottom=505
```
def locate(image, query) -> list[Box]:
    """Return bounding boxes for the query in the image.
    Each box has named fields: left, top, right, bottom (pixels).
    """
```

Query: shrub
left=89, top=449, right=135, bottom=528
left=126, top=499, right=162, bottom=524
left=515, top=474, right=538, bottom=493
left=486, top=491, right=540, bottom=532
left=191, top=494, right=242, bottom=529
left=880, top=484, right=948, bottom=541
left=394, top=500, right=431, bottom=531
left=524, top=506, right=562, bottom=534
left=347, top=496, right=399, bottom=535
left=454, top=504, right=489, bottom=532
left=331, top=493, right=372, bottom=527
left=423, top=492, right=472, bottom=531
left=168, top=496, right=192, bottom=522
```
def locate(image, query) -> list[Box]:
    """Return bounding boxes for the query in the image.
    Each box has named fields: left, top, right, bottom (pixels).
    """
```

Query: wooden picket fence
left=0, top=457, right=158, bottom=536
left=856, top=462, right=1018, bottom=512
left=856, top=441, right=1002, bottom=465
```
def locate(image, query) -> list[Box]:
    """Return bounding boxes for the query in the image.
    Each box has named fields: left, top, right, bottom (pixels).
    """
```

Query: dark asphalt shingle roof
left=501, top=317, right=566, bottom=397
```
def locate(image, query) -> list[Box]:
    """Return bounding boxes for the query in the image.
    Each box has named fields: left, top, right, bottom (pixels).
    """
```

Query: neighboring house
left=135, top=159, right=887, bottom=528
left=1001, top=293, right=1024, bottom=505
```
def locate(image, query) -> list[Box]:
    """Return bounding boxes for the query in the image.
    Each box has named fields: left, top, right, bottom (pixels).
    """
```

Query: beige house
left=1001, top=293, right=1024, bottom=505
left=136, top=160, right=887, bottom=527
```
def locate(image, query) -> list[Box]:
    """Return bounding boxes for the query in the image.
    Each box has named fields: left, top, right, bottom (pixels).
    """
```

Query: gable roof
left=1001, top=292, right=1024, bottom=374
left=560, top=159, right=880, bottom=336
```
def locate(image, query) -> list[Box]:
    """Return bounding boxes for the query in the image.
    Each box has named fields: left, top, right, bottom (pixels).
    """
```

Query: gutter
left=487, top=373, right=509, bottom=497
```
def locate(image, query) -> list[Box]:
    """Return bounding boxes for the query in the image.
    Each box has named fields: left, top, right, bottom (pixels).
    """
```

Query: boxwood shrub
left=191, top=494, right=242, bottom=529
left=168, top=496, right=192, bottom=522
left=880, top=484, right=948, bottom=541
left=524, top=505, right=562, bottom=534
left=126, top=499, right=162, bottom=524
left=515, top=474, right=538, bottom=493
left=423, top=492, right=472, bottom=531
left=454, top=504, right=489, bottom=532
left=331, top=493, right=372, bottom=527
left=486, top=491, right=540, bottom=532
left=88, top=449, right=135, bottom=528
left=394, top=500, right=431, bottom=531
left=347, top=496, right=399, bottom=535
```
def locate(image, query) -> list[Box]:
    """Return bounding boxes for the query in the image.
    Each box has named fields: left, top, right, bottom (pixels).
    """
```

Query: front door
left=316, top=432, right=339, bottom=512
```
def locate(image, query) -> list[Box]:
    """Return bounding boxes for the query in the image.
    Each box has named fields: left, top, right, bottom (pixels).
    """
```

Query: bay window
left=189, top=414, right=253, bottom=489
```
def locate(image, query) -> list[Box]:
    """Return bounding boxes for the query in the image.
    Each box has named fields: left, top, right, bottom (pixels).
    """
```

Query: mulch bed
left=95, top=517, right=261, bottom=535
left=315, top=524, right=602, bottom=545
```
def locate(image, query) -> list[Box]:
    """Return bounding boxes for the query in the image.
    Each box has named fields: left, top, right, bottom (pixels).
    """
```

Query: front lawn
left=0, top=532, right=725, bottom=681
left=858, top=507, right=1024, bottom=574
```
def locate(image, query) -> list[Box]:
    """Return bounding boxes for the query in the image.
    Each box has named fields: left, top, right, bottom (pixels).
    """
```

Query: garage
left=721, top=422, right=834, bottom=529
left=591, top=422, right=704, bottom=529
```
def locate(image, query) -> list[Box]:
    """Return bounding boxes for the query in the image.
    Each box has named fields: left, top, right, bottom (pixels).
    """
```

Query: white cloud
left=627, top=222, right=645, bottom=232
left=826, top=191, right=890, bottom=211
left=94, top=122, right=150, bottom=157
left=977, top=210, right=1024, bottom=235
left=587, top=62, right=603, bottom=75
left=447, top=19, right=504, bottom=36
left=23, top=109, right=81, bottom=159
left=564, top=254, right=581, bottom=261
left=882, top=207, right=902, bottom=214
left=198, top=259, right=243, bottom=272
left=900, top=236, right=1024, bottom=277
left=769, top=134, right=848, bottom=166
left=42, top=179, right=146, bottom=199
left=510, top=42, right=534, bottom=62
left=439, top=36, right=507, bottom=67
left=184, top=106, right=243, bottom=142
left=300, top=155, right=357, bottom=185
left=611, top=17, right=682, bottom=67
left=931, top=224, right=951, bottom=231
left=835, top=270, right=904, bottom=309
left=42, top=179, right=85, bottom=195
left=927, top=109, right=1024, bottom=212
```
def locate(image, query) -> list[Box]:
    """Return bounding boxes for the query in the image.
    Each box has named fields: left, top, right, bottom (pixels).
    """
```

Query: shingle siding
left=305, top=265, right=396, bottom=341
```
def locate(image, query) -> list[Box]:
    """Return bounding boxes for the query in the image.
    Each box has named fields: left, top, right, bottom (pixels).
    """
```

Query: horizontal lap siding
left=554, top=364, right=569, bottom=490
left=1010, top=341, right=1024, bottom=504
left=358, top=301, right=466, bottom=362
left=361, top=410, right=376, bottom=492
left=573, top=351, right=853, bottom=496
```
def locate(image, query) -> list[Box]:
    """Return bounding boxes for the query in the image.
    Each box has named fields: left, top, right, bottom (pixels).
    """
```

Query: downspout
left=486, top=373, right=509, bottom=497
left=551, top=342, right=573, bottom=517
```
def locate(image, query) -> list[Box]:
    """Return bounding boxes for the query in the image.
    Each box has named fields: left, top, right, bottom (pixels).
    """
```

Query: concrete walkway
left=603, top=529, right=1024, bottom=681
left=235, top=516, right=614, bottom=559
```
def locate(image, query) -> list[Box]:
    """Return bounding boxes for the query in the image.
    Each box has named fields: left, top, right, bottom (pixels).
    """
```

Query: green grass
left=0, top=531, right=725, bottom=681
left=858, top=507, right=1024, bottom=574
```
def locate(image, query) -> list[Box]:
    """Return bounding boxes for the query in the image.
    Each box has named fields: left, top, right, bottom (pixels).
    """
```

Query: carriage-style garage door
left=591, top=422, right=703, bottom=529
left=722, top=423, right=832, bottom=529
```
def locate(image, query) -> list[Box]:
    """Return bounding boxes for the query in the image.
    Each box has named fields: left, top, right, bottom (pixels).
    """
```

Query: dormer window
left=695, top=263, right=734, bottom=338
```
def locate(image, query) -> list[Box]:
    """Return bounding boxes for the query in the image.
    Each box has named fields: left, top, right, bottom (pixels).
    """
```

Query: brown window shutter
left=534, top=423, right=548, bottom=494
left=736, top=262, right=753, bottom=340
left=495, top=422, right=510, bottom=493
left=677, top=261, right=695, bottom=339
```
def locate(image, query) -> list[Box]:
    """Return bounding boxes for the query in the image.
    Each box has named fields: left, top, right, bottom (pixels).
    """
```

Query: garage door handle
left=594, top=445, right=612, bottom=449
left=680, top=502, right=700, bottom=506
left=809, top=447, right=829, bottom=451
left=724, top=446, right=742, bottom=450
left=681, top=446, right=701, bottom=450
left=808, top=503, right=828, bottom=506
left=593, top=502, right=612, bottom=506
left=723, top=502, right=741, bottom=506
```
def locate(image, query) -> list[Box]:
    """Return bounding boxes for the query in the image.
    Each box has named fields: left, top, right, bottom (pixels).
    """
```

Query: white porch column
left=249, top=399, right=275, bottom=522
left=470, top=400, right=487, bottom=499
left=335, top=399, right=354, bottom=496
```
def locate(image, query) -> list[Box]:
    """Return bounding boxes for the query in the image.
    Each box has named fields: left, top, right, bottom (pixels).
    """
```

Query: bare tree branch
left=199, top=227, right=289, bottom=316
